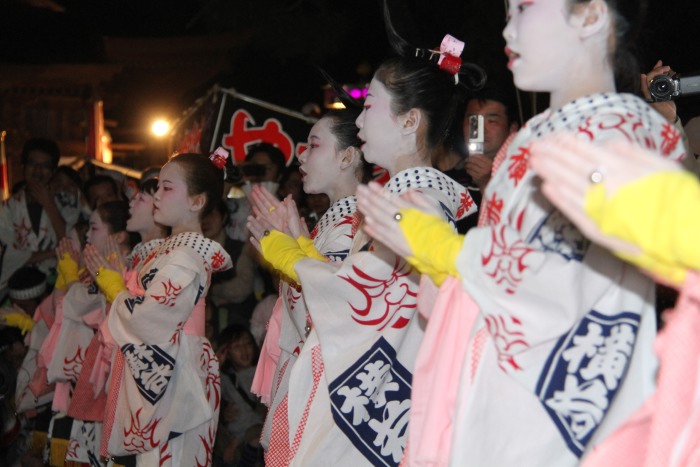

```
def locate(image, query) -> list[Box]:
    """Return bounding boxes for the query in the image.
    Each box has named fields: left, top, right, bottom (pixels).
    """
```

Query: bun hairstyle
left=168, top=153, right=224, bottom=219
left=377, top=0, right=487, bottom=153
left=569, top=0, right=647, bottom=94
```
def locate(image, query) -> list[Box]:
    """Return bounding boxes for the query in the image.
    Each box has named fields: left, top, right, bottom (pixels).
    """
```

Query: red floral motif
left=285, top=284, right=302, bottom=311
left=310, top=224, right=319, bottom=239
left=484, top=314, right=530, bottom=371
left=211, top=250, right=226, bottom=270
left=66, top=438, right=80, bottom=458
left=195, top=425, right=216, bottom=467
left=578, top=112, right=636, bottom=142
left=340, top=257, right=417, bottom=330
left=151, top=280, right=183, bottom=307
left=170, top=321, right=185, bottom=344
left=123, top=407, right=161, bottom=453
left=159, top=440, right=172, bottom=466
left=481, top=225, right=535, bottom=294
left=63, top=347, right=85, bottom=380
left=507, top=146, right=531, bottom=186
left=13, top=218, right=32, bottom=249
left=201, top=342, right=221, bottom=411
left=131, top=253, right=142, bottom=269
left=660, top=122, right=681, bottom=156
left=481, top=192, right=504, bottom=226
left=456, top=192, right=475, bottom=219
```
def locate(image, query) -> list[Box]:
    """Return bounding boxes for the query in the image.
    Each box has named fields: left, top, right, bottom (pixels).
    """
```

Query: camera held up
left=649, top=74, right=700, bottom=102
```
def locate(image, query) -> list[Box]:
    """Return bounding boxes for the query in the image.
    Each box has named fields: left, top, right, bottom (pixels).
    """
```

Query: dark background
left=1, top=0, right=699, bottom=162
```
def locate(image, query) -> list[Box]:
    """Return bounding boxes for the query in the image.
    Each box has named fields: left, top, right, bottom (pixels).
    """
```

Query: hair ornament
left=415, top=34, right=465, bottom=84
left=209, top=146, right=230, bottom=169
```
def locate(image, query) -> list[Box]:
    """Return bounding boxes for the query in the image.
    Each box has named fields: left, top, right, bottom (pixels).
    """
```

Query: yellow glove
left=296, top=236, right=327, bottom=261
left=95, top=267, right=127, bottom=303
left=260, top=230, right=313, bottom=283
left=398, top=208, right=464, bottom=285
left=4, top=311, right=34, bottom=335
left=585, top=170, right=700, bottom=285
left=55, top=253, right=79, bottom=291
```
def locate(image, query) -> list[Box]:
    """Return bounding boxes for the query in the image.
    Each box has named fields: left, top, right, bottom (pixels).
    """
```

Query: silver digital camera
left=649, top=74, right=700, bottom=102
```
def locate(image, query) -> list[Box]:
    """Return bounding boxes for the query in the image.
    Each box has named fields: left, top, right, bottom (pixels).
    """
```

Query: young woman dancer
left=59, top=179, right=168, bottom=465
left=356, top=0, right=686, bottom=465
left=45, top=200, right=133, bottom=465
left=97, top=154, right=232, bottom=465
left=247, top=12, right=483, bottom=465
left=247, top=104, right=368, bottom=464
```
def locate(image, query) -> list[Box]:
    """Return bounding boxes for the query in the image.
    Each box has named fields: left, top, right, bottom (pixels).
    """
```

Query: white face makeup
left=126, top=191, right=156, bottom=234
left=355, top=78, right=404, bottom=173
left=153, top=162, right=194, bottom=228
left=86, top=209, right=111, bottom=254
left=503, top=0, right=582, bottom=93
left=298, top=117, right=343, bottom=196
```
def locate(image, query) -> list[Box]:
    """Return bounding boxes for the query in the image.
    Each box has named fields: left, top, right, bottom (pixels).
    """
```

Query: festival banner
left=171, top=86, right=316, bottom=166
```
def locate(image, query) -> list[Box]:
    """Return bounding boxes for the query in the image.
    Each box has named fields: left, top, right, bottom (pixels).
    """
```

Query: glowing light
left=151, top=119, right=171, bottom=137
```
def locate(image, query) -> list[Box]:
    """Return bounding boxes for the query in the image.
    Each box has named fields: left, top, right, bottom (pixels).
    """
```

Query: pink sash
left=252, top=297, right=284, bottom=405
left=405, top=276, right=480, bottom=466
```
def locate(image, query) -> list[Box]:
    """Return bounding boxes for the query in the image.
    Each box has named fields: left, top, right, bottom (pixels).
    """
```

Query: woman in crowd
left=45, top=200, right=132, bottom=465
left=356, top=0, right=685, bottom=465
left=246, top=6, right=483, bottom=464
left=94, top=153, right=232, bottom=465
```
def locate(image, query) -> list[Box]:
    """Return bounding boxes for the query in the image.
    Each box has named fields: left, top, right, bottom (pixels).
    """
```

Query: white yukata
left=51, top=275, right=106, bottom=466
left=276, top=168, right=476, bottom=467
left=0, top=189, right=80, bottom=291
left=439, top=93, right=686, bottom=466
left=103, top=232, right=231, bottom=466
left=260, top=195, right=358, bottom=462
left=65, top=240, right=166, bottom=467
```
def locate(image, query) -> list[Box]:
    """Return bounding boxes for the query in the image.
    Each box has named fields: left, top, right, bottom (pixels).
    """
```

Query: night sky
left=2, top=0, right=700, bottom=136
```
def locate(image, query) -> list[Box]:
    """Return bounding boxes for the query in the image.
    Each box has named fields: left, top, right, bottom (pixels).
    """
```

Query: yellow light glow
left=151, top=119, right=171, bottom=137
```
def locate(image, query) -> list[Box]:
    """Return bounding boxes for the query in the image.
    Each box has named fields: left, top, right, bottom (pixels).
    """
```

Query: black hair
left=245, top=142, right=286, bottom=177
left=376, top=1, right=486, bottom=154
left=216, top=324, right=260, bottom=363
left=96, top=200, right=130, bottom=234
left=323, top=109, right=374, bottom=184
left=8, top=267, right=47, bottom=293
left=21, top=137, right=60, bottom=168
left=211, top=197, right=231, bottom=226
left=53, top=165, right=85, bottom=195
left=139, top=177, right=159, bottom=196
left=568, top=0, right=647, bottom=94
left=466, top=84, right=519, bottom=126
left=168, top=153, right=224, bottom=220
left=84, top=175, right=119, bottom=200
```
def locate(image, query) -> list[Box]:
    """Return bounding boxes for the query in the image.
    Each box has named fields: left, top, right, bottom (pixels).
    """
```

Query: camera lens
left=649, top=75, right=674, bottom=101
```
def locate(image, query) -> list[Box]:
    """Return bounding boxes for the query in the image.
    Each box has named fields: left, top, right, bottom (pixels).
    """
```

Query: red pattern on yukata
left=484, top=314, right=530, bottom=371
left=506, top=146, right=531, bottom=186
left=342, top=258, right=417, bottom=330
left=660, top=123, right=681, bottom=156
left=289, top=345, right=324, bottom=459
left=68, top=336, right=107, bottom=421
left=101, top=349, right=125, bottom=457
left=481, top=225, right=535, bottom=294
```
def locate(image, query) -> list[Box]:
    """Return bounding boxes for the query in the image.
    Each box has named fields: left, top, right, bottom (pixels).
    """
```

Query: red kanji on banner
left=223, top=109, right=295, bottom=164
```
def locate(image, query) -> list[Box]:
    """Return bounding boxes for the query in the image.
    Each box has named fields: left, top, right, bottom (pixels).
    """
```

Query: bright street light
left=151, top=119, right=171, bottom=137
